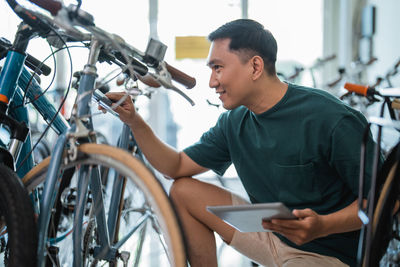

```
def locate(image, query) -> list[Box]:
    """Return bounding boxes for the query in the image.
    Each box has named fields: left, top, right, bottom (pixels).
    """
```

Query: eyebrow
left=206, top=59, right=222, bottom=67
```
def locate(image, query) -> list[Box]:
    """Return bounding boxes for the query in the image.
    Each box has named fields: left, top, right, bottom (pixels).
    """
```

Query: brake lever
left=92, top=90, right=120, bottom=118
left=151, top=62, right=195, bottom=106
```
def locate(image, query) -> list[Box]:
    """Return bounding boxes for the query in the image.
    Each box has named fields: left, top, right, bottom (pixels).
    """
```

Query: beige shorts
left=228, top=193, right=349, bottom=267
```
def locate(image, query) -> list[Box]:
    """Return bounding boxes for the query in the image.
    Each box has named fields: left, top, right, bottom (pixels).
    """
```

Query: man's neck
left=247, top=76, right=288, bottom=114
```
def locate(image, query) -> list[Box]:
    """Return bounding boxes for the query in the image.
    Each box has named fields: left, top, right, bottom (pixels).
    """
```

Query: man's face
left=207, top=38, right=254, bottom=110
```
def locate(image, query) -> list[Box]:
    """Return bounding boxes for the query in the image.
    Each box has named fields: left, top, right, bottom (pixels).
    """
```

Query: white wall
left=367, top=0, right=400, bottom=86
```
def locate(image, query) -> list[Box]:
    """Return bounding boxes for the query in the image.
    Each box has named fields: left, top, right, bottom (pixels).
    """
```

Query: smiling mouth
left=216, top=90, right=226, bottom=96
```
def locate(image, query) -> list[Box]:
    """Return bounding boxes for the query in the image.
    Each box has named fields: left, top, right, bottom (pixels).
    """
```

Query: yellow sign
left=175, top=36, right=210, bottom=59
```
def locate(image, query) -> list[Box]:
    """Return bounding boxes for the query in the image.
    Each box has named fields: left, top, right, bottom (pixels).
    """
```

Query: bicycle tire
left=362, top=145, right=400, bottom=267
left=370, top=162, right=400, bottom=266
left=23, top=143, right=187, bottom=267
left=0, top=164, right=38, bottom=267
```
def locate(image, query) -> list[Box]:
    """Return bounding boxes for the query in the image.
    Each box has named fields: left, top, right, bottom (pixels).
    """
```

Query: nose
left=209, top=71, right=219, bottom=89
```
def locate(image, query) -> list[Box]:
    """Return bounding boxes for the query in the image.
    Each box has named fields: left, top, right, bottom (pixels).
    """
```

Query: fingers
left=101, top=92, right=133, bottom=111
left=107, top=92, right=134, bottom=107
left=262, top=219, right=312, bottom=246
left=261, top=209, right=309, bottom=232
left=97, top=105, right=107, bottom=113
left=105, top=92, right=126, bottom=102
left=262, top=208, right=322, bottom=246
left=262, top=218, right=300, bottom=231
left=292, top=208, right=314, bottom=218
left=106, top=92, right=126, bottom=106
left=262, top=220, right=308, bottom=245
left=112, top=105, right=127, bottom=114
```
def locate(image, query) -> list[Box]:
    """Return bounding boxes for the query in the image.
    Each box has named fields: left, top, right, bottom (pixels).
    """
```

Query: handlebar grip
left=0, top=37, right=51, bottom=75
left=29, top=0, right=62, bottom=16
left=26, top=54, right=51, bottom=76
left=136, top=74, right=161, bottom=88
left=344, top=82, right=369, bottom=96
left=165, top=62, right=196, bottom=89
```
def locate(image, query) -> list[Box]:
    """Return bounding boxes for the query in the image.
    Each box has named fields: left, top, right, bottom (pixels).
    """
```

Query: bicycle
left=343, top=82, right=400, bottom=267
left=0, top=20, right=69, bottom=267
left=341, top=59, right=400, bottom=155
left=329, top=57, right=380, bottom=116
left=4, top=0, right=196, bottom=266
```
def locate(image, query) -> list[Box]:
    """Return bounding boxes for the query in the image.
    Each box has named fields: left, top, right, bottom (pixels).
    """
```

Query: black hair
left=208, top=19, right=277, bottom=75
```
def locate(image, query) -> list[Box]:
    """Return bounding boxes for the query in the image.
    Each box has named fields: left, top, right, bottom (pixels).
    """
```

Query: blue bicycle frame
left=0, top=49, right=69, bottom=178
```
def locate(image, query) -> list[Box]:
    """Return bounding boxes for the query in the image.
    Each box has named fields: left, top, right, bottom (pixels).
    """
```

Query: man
left=104, top=19, right=376, bottom=267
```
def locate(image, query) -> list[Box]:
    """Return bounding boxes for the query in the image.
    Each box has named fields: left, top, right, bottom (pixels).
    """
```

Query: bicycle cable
left=16, top=24, right=74, bottom=172
left=19, top=39, right=57, bottom=108
left=16, top=44, right=87, bottom=107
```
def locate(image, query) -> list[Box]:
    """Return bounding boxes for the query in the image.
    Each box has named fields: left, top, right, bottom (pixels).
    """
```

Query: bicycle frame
left=0, top=41, right=69, bottom=178
left=36, top=37, right=146, bottom=266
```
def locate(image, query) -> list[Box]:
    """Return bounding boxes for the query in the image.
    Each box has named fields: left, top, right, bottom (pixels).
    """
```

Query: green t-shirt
left=184, top=83, right=377, bottom=266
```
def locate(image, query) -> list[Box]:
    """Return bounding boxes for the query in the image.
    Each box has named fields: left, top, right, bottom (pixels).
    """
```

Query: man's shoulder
left=289, top=83, right=356, bottom=112
left=289, top=83, right=368, bottom=125
left=290, top=83, right=340, bottom=103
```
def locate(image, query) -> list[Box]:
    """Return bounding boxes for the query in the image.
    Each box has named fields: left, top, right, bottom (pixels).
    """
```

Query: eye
left=213, top=65, right=222, bottom=71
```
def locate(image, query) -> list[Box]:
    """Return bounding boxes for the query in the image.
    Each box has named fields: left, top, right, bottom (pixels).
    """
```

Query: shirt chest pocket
left=273, top=162, right=322, bottom=206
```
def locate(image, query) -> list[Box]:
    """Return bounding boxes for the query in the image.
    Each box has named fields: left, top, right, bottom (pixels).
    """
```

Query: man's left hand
left=261, top=208, right=326, bottom=246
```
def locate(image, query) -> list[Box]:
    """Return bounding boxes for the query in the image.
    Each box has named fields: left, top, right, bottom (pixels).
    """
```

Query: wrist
left=318, top=214, right=333, bottom=238
left=127, top=113, right=145, bottom=131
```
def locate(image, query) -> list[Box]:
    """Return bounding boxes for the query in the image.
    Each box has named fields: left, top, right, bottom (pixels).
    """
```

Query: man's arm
left=103, top=92, right=208, bottom=179
left=262, top=199, right=367, bottom=246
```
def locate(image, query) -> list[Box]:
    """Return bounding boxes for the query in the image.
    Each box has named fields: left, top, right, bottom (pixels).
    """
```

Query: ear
left=250, top=56, right=264, bottom=80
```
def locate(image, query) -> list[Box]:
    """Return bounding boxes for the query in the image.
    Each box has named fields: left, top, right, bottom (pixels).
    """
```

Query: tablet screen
left=207, top=202, right=296, bottom=232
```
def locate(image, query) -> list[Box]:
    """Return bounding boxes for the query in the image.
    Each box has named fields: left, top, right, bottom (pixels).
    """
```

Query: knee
left=169, top=177, right=196, bottom=203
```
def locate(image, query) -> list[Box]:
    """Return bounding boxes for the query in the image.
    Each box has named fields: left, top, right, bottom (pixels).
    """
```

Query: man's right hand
left=98, top=92, right=137, bottom=126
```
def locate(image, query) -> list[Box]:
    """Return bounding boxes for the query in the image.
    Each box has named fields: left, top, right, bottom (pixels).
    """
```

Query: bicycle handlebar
left=25, top=53, right=52, bottom=76
left=344, top=82, right=400, bottom=98
left=319, top=54, right=336, bottom=63
left=310, top=54, right=336, bottom=69
left=6, top=0, right=196, bottom=103
left=0, top=37, right=51, bottom=76
left=29, top=0, right=61, bottom=16
left=136, top=74, right=161, bottom=88
left=344, top=83, right=370, bottom=96
left=165, top=62, right=196, bottom=89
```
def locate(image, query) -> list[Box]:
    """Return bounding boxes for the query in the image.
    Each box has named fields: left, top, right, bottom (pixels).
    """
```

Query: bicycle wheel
left=362, top=145, right=400, bottom=267
left=23, top=143, right=187, bottom=267
left=0, top=164, right=38, bottom=267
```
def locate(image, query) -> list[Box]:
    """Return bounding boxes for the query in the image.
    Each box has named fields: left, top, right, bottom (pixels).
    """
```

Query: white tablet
left=206, top=202, right=296, bottom=232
